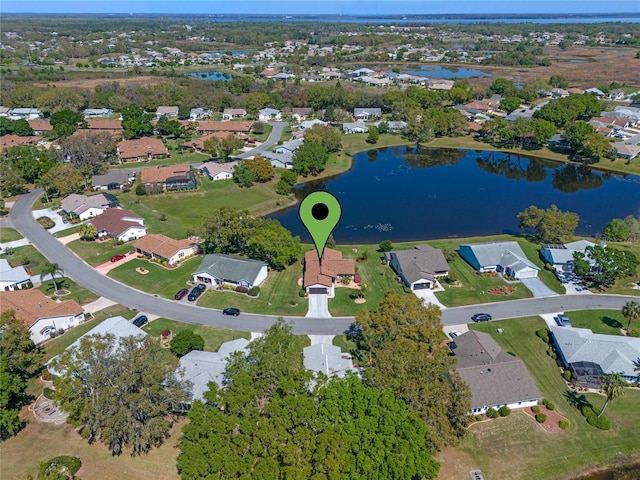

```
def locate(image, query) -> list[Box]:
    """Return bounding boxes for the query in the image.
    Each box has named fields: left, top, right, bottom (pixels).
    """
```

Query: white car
left=449, top=330, right=461, bottom=339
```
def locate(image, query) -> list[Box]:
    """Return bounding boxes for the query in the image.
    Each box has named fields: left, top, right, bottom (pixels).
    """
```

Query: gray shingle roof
left=389, top=245, right=449, bottom=284
left=541, top=240, right=596, bottom=266
left=194, top=254, right=267, bottom=285
left=91, top=169, right=135, bottom=188
left=303, top=343, right=357, bottom=378
left=462, top=241, right=538, bottom=271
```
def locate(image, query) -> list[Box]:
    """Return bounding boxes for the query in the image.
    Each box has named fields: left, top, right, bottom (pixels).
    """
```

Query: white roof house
left=274, top=139, right=303, bottom=155
left=459, top=241, right=539, bottom=279
left=258, top=108, right=281, bottom=121
left=303, top=343, right=358, bottom=378
left=342, top=121, right=369, bottom=134
left=0, top=258, right=31, bottom=291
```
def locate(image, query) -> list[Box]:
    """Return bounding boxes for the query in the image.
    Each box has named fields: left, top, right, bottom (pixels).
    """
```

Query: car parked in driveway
left=472, top=313, right=492, bottom=322
left=132, top=315, right=148, bottom=327
left=222, top=307, right=240, bottom=316
left=555, top=314, right=572, bottom=327
left=111, top=254, right=126, bottom=262
left=188, top=284, right=206, bottom=301
left=174, top=288, right=189, bottom=301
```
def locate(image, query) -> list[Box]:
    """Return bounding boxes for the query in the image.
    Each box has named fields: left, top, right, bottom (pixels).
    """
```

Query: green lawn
left=107, top=256, right=201, bottom=299
left=66, top=239, right=134, bottom=266
left=251, top=124, right=273, bottom=143
left=111, top=150, right=209, bottom=170
left=53, top=225, right=82, bottom=238
left=0, top=227, right=23, bottom=243
left=462, top=317, right=640, bottom=479
left=564, top=309, right=640, bottom=335
left=38, top=276, right=99, bottom=306
left=0, top=245, right=50, bottom=276
left=141, top=318, right=250, bottom=352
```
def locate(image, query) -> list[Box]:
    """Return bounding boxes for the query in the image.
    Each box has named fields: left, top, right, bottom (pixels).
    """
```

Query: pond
left=402, top=64, right=491, bottom=78
left=268, top=147, right=640, bottom=244
left=188, top=71, right=232, bottom=81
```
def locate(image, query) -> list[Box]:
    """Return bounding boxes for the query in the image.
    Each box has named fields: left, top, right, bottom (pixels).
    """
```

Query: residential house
left=261, top=152, right=294, bottom=169
left=117, top=137, right=168, bottom=162
left=342, top=121, right=369, bottom=134
left=274, top=139, right=303, bottom=155
left=90, top=208, right=146, bottom=242
left=0, top=106, right=10, bottom=117
left=303, top=343, right=359, bottom=378
left=258, top=108, right=281, bottom=122
left=616, top=143, right=640, bottom=160
left=60, top=193, right=118, bottom=221
left=458, top=241, right=539, bottom=279
left=155, top=106, right=179, bottom=118
left=83, top=108, right=113, bottom=118
left=550, top=326, right=640, bottom=386
left=427, top=79, right=455, bottom=91
left=0, top=289, right=85, bottom=345
left=288, top=107, right=313, bottom=122
left=386, top=245, right=450, bottom=291
left=134, top=233, right=199, bottom=266
left=303, top=248, right=355, bottom=298
left=197, top=161, right=238, bottom=181
left=91, top=169, right=136, bottom=190
left=608, top=89, right=625, bottom=100
left=373, top=120, right=407, bottom=132
left=178, top=339, right=250, bottom=405
left=0, top=135, right=40, bottom=151
left=585, top=87, right=605, bottom=99
left=452, top=330, right=542, bottom=415
left=27, top=119, right=53, bottom=135
left=222, top=108, right=247, bottom=120
left=189, top=107, right=213, bottom=121
left=353, top=108, right=382, bottom=120
left=196, top=121, right=253, bottom=135
left=300, top=119, right=327, bottom=130
left=192, top=254, right=268, bottom=288
left=541, top=240, right=597, bottom=271
left=0, top=258, right=31, bottom=291
left=87, top=118, right=123, bottom=134
left=8, top=108, right=42, bottom=119
left=140, top=164, right=196, bottom=191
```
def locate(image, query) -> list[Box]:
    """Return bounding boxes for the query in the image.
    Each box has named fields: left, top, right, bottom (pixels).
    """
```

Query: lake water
left=402, top=65, right=491, bottom=78
left=268, top=147, right=640, bottom=244
left=188, top=71, right=232, bottom=81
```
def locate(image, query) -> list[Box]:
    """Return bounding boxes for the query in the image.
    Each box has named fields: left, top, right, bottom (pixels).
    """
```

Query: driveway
left=413, top=288, right=447, bottom=309
left=520, top=277, right=559, bottom=298
left=235, top=122, right=288, bottom=159
left=32, top=208, right=69, bottom=234
left=306, top=293, right=331, bottom=318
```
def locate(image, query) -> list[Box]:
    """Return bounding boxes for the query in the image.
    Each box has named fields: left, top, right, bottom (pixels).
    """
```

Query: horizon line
left=2, top=11, right=640, bottom=16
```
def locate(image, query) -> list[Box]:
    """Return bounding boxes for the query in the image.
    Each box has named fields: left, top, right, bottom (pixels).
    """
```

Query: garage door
left=309, top=287, right=328, bottom=294
left=413, top=283, right=430, bottom=290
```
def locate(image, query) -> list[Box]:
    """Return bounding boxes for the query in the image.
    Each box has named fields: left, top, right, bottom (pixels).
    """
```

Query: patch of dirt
left=33, top=75, right=173, bottom=91
left=522, top=405, right=567, bottom=433
left=354, top=298, right=366, bottom=304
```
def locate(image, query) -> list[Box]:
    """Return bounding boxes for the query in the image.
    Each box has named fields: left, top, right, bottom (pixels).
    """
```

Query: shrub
left=341, top=276, right=351, bottom=285
left=248, top=286, right=260, bottom=297
left=498, top=406, right=511, bottom=417
left=535, top=413, right=547, bottom=423
left=546, top=402, right=555, bottom=411
left=170, top=330, right=205, bottom=357
left=542, top=398, right=550, bottom=408
left=581, top=405, right=597, bottom=418
left=559, top=419, right=570, bottom=430
left=38, top=456, right=82, bottom=479
left=536, top=329, right=549, bottom=342
left=474, top=415, right=483, bottom=422
left=486, top=407, right=499, bottom=419
left=36, top=216, right=55, bottom=229
left=235, top=286, right=249, bottom=294
left=586, top=414, right=611, bottom=430
left=563, top=370, right=572, bottom=381
left=354, top=275, right=362, bottom=284
left=531, top=405, right=541, bottom=414
left=298, top=288, right=307, bottom=298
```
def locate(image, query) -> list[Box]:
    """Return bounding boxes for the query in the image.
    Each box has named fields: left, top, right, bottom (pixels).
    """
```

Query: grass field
left=0, top=245, right=50, bottom=276
left=437, top=316, right=640, bottom=480
left=142, top=318, right=250, bottom=352
left=111, top=150, right=209, bottom=170
left=38, top=276, right=99, bottom=306
left=53, top=224, right=82, bottom=238
left=66, top=239, right=134, bottom=266
left=0, top=227, right=23, bottom=243
left=565, top=309, right=640, bottom=335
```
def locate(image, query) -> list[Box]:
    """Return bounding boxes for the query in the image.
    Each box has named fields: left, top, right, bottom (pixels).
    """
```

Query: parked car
left=110, top=254, right=126, bottom=262
left=188, top=284, right=206, bottom=301
left=472, top=313, right=492, bottom=322
left=174, top=288, right=189, bottom=301
left=449, top=330, right=461, bottom=338
left=555, top=314, right=572, bottom=327
left=222, top=307, right=241, bottom=316
left=132, top=315, right=148, bottom=327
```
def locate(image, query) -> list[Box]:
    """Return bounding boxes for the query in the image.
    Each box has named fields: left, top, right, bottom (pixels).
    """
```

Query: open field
left=33, top=74, right=174, bottom=91
left=437, top=316, right=640, bottom=480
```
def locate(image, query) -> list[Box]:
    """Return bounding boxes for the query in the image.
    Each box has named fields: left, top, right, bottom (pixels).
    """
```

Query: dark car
left=472, top=313, right=492, bottom=322
left=188, top=284, right=206, bottom=302
left=174, top=288, right=189, bottom=301
left=222, top=307, right=241, bottom=316
left=132, top=315, right=148, bottom=327
left=110, top=254, right=126, bottom=262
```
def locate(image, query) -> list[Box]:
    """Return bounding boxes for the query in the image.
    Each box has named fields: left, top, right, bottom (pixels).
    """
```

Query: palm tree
left=40, top=262, right=64, bottom=294
left=79, top=222, right=97, bottom=241
left=598, top=373, right=626, bottom=418
left=621, top=301, right=640, bottom=334
left=634, top=358, right=640, bottom=384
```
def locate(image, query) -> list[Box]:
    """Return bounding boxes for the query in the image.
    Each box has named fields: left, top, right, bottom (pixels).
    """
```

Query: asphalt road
left=10, top=189, right=639, bottom=334
left=236, top=121, right=288, bottom=159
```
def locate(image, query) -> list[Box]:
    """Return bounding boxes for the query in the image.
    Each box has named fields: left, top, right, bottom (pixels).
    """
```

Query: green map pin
left=299, top=191, right=342, bottom=263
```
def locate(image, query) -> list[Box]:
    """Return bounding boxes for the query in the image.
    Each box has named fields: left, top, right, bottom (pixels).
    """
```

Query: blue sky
left=2, top=1, right=639, bottom=15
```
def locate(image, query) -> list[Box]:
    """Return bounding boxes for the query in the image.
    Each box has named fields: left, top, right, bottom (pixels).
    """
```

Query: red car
left=110, top=254, right=126, bottom=262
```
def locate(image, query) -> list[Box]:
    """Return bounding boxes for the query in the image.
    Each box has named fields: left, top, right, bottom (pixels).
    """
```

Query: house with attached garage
left=140, top=164, right=196, bottom=191
left=155, top=106, right=179, bottom=118
left=274, top=139, right=303, bottom=155
left=451, top=330, right=542, bottom=415
left=353, top=107, right=382, bottom=120
left=221, top=108, right=247, bottom=120
left=303, top=343, right=359, bottom=379
left=60, top=193, right=118, bottom=221
left=540, top=240, right=597, bottom=272
left=303, top=248, right=355, bottom=298
left=386, top=245, right=449, bottom=291
left=89, top=208, right=146, bottom=242
left=258, top=108, right=281, bottom=122
left=0, top=259, right=31, bottom=291
left=192, top=254, right=268, bottom=288
left=91, top=169, right=136, bottom=191
left=342, top=121, right=369, bottom=134
left=117, top=137, right=168, bottom=162
left=83, top=108, right=113, bottom=118
left=134, top=234, right=199, bottom=266
left=261, top=152, right=294, bottom=169
left=458, top=241, right=539, bottom=279
left=0, top=289, right=85, bottom=345
left=197, top=161, right=238, bottom=181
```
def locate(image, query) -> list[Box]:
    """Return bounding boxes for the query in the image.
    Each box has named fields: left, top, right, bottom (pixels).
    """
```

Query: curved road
left=10, top=189, right=639, bottom=333
left=236, top=121, right=287, bottom=159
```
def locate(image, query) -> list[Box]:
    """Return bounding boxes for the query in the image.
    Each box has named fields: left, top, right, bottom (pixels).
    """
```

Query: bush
left=542, top=398, right=550, bottom=408
left=248, top=286, right=260, bottom=297
left=546, top=402, right=555, bottom=411
left=170, top=330, right=205, bottom=357
left=486, top=407, right=499, bottom=419
left=38, top=456, right=82, bottom=479
left=586, top=414, right=611, bottom=430
left=559, top=419, right=570, bottom=430
left=474, top=415, right=483, bottom=422
left=235, top=286, right=249, bottom=294
left=298, top=288, right=307, bottom=298
left=531, top=405, right=540, bottom=414
left=581, top=405, right=597, bottom=418
left=535, top=413, right=547, bottom=423
left=563, top=370, right=572, bottom=381
left=536, top=329, right=549, bottom=342
left=498, top=406, right=511, bottom=417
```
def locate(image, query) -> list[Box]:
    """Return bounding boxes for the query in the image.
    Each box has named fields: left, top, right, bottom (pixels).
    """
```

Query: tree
left=55, top=131, right=116, bottom=177
left=0, top=310, right=44, bottom=440
left=0, top=160, right=26, bottom=196
left=549, top=75, right=569, bottom=89
left=597, top=373, right=626, bottom=418
left=50, top=109, right=85, bottom=137
left=624, top=215, right=640, bottom=243
left=0, top=118, right=35, bottom=136
left=379, top=240, right=393, bottom=252
left=565, top=121, right=595, bottom=152
left=489, top=77, right=517, bottom=97
left=447, top=87, right=472, bottom=105
left=232, top=162, right=257, bottom=187
left=517, top=204, right=579, bottom=243
left=40, top=262, right=64, bottom=294
left=218, top=135, right=244, bottom=160
left=499, top=97, right=521, bottom=114
left=246, top=219, right=301, bottom=270
left=40, top=164, right=84, bottom=198
left=366, top=125, right=379, bottom=144
left=292, top=141, right=329, bottom=176
left=573, top=245, right=639, bottom=288
left=170, top=330, right=205, bottom=357
left=3, top=145, right=55, bottom=184
left=405, top=113, right=434, bottom=145
left=245, top=156, right=274, bottom=182
left=580, top=133, right=612, bottom=163
left=121, top=105, right=153, bottom=140
left=79, top=223, right=97, bottom=241
left=50, top=334, right=190, bottom=455
left=603, top=218, right=630, bottom=242
left=202, top=136, right=220, bottom=158
left=304, top=124, right=342, bottom=152
left=280, top=169, right=297, bottom=186
left=36, top=88, right=85, bottom=113
left=621, top=301, right=640, bottom=334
